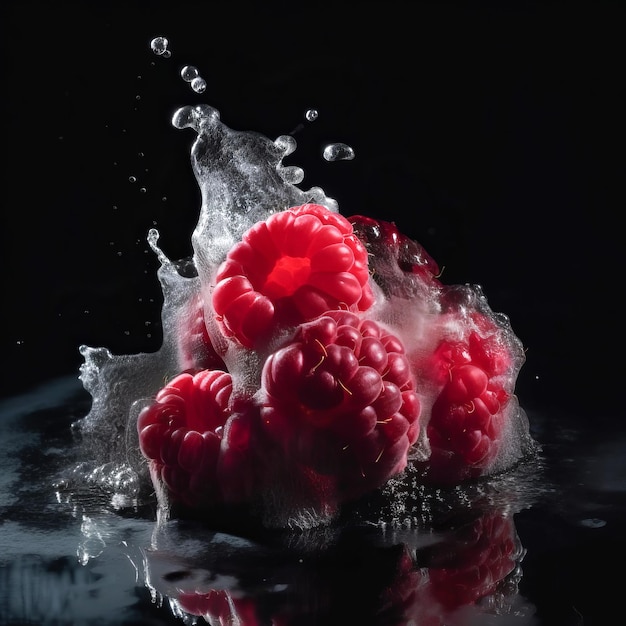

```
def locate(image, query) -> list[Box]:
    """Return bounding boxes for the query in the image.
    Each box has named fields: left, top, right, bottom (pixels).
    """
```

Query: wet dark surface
left=1, top=377, right=624, bottom=625
left=2, top=2, right=625, bottom=625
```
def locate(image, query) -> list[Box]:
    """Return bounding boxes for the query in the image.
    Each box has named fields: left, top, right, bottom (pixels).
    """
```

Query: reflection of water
left=0, top=376, right=550, bottom=625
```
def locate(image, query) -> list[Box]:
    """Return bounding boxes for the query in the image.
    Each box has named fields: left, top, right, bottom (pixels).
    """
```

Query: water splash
left=70, top=42, right=536, bottom=531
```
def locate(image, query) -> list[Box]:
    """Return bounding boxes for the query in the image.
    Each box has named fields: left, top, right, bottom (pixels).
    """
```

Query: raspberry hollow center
left=264, top=255, right=312, bottom=298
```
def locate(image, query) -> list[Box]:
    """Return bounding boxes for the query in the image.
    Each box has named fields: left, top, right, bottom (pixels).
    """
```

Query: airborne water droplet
left=323, top=143, right=355, bottom=162
left=150, top=37, right=168, bottom=56
left=181, top=65, right=199, bottom=82
left=191, top=77, right=207, bottom=93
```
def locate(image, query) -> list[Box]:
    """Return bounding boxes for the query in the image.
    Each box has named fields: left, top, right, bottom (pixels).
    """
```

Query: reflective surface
left=1, top=377, right=624, bottom=625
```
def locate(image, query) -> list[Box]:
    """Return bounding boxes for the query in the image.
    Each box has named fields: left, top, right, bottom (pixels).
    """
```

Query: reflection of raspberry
left=137, top=369, right=233, bottom=506
left=261, top=310, right=420, bottom=500
left=177, top=591, right=259, bottom=625
left=212, top=204, right=374, bottom=348
left=423, top=328, right=512, bottom=484
left=427, top=513, right=520, bottom=609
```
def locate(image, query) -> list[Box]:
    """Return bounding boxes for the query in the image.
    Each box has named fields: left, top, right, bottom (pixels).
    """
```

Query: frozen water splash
left=73, top=91, right=536, bottom=529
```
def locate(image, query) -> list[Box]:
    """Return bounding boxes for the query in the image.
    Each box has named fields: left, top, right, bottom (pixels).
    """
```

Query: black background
left=1, top=4, right=626, bottom=626
left=1, top=1, right=624, bottom=424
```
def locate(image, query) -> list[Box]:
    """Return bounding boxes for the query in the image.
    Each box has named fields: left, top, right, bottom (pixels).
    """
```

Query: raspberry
left=260, top=310, right=420, bottom=501
left=137, top=369, right=233, bottom=507
left=420, top=325, right=513, bottom=484
left=176, top=294, right=226, bottom=371
left=212, top=204, right=374, bottom=348
left=348, top=214, right=441, bottom=297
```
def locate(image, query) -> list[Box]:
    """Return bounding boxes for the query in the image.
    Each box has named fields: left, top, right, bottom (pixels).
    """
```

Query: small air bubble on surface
left=579, top=518, right=607, bottom=528
left=323, top=143, right=355, bottom=161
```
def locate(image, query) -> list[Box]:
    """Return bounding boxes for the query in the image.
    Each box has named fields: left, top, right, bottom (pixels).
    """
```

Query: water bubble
left=274, top=135, right=297, bottom=157
left=140, top=187, right=147, bottom=193
left=181, top=65, right=199, bottom=82
left=323, top=142, right=355, bottom=162
left=305, top=109, right=319, bottom=122
left=162, top=50, right=172, bottom=59
left=129, top=176, right=137, bottom=183
left=150, top=37, right=169, bottom=56
left=191, top=77, right=207, bottom=93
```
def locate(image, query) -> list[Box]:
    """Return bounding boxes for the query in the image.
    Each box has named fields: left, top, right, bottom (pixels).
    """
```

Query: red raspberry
left=137, top=369, right=233, bottom=507
left=212, top=204, right=374, bottom=348
left=260, top=310, right=420, bottom=502
left=176, top=294, right=226, bottom=371
left=348, top=214, right=441, bottom=297
left=421, top=325, right=514, bottom=484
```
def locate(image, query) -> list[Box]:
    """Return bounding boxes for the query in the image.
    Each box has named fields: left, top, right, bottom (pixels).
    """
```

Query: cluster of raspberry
left=137, top=203, right=526, bottom=519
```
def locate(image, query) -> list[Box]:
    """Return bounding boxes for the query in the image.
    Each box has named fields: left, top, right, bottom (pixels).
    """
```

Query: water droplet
left=181, top=65, right=199, bottom=82
left=150, top=37, right=168, bottom=56
left=305, top=109, right=318, bottom=122
left=580, top=518, right=606, bottom=528
left=191, top=77, right=207, bottom=93
left=274, top=135, right=297, bottom=156
left=323, top=143, right=355, bottom=162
